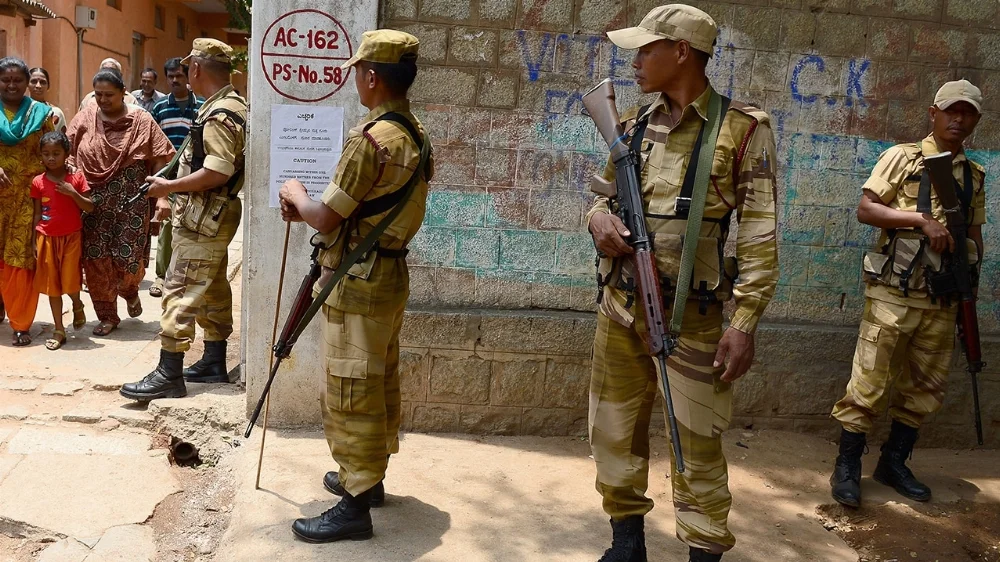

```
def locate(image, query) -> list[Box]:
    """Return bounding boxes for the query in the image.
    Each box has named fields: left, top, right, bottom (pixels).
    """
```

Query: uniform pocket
left=322, top=307, right=370, bottom=380
left=856, top=320, right=881, bottom=371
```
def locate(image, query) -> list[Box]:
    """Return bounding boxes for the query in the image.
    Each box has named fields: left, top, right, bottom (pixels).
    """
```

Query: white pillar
left=243, top=1, right=378, bottom=426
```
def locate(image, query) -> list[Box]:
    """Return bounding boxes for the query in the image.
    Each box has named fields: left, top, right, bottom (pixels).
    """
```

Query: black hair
left=141, top=68, right=158, bottom=80
left=40, top=130, right=71, bottom=153
left=164, top=57, right=188, bottom=76
left=28, top=67, right=50, bottom=83
left=93, top=69, right=126, bottom=91
left=361, top=54, right=418, bottom=96
left=0, top=57, right=30, bottom=80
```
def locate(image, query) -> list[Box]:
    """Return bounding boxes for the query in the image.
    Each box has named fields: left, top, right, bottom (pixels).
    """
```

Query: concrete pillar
left=243, top=1, right=377, bottom=426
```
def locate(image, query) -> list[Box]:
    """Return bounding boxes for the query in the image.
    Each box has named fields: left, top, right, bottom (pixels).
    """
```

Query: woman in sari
left=28, top=67, right=68, bottom=133
left=67, top=69, right=173, bottom=336
left=0, top=56, right=53, bottom=346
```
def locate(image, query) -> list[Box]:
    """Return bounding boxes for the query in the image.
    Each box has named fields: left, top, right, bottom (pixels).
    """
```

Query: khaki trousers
left=590, top=298, right=735, bottom=554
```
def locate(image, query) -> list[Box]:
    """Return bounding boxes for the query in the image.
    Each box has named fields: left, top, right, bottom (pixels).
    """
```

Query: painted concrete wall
left=0, top=0, right=242, bottom=121
left=243, top=0, right=1000, bottom=447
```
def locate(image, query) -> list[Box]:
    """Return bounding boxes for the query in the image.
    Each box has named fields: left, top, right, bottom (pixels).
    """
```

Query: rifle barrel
left=245, top=355, right=285, bottom=438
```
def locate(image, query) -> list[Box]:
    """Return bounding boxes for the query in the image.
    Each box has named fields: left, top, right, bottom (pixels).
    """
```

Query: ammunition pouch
left=172, top=191, right=231, bottom=237
left=863, top=231, right=980, bottom=298
left=651, top=233, right=736, bottom=312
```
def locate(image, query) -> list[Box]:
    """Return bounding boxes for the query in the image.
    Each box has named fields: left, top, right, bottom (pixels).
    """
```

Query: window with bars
left=177, top=17, right=186, bottom=40
left=155, top=6, right=165, bottom=30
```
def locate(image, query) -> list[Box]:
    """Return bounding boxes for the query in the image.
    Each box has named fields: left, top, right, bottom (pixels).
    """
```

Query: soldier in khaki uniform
left=587, top=6, right=778, bottom=562
left=120, top=39, right=248, bottom=400
left=277, top=30, right=432, bottom=543
left=829, top=80, right=986, bottom=508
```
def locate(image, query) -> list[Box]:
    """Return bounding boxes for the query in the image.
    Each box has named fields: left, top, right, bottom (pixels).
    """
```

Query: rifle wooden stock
left=924, top=150, right=985, bottom=445
left=583, top=78, right=686, bottom=472
left=245, top=261, right=322, bottom=438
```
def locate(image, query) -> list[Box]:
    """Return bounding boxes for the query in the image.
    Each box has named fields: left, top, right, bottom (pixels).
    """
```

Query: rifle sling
left=357, top=112, right=425, bottom=219
left=284, top=114, right=430, bottom=346
left=669, top=91, right=727, bottom=335
left=917, top=159, right=973, bottom=220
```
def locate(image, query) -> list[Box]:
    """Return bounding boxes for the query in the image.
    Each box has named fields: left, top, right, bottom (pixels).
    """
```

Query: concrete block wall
left=367, top=0, right=1000, bottom=447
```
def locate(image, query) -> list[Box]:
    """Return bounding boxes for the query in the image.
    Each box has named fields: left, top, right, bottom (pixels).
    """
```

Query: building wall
left=1, top=0, right=242, bottom=121
left=368, top=0, right=1000, bottom=447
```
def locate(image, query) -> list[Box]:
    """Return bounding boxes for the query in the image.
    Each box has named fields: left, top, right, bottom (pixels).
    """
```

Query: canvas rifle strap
left=669, top=91, right=726, bottom=334
left=284, top=116, right=430, bottom=345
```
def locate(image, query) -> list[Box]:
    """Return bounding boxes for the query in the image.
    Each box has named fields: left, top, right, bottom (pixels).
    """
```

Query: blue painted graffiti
left=789, top=54, right=871, bottom=107
left=518, top=30, right=555, bottom=82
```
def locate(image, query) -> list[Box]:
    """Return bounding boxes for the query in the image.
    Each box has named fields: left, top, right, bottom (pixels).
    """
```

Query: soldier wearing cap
left=277, top=29, right=432, bottom=543
left=120, top=38, right=248, bottom=400
left=829, top=80, right=986, bottom=509
left=587, top=5, right=778, bottom=562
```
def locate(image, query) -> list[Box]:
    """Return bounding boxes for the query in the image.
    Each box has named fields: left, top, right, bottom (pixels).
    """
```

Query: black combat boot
left=183, top=340, right=230, bottom=383
left=598, top=516, right=646, bottom=562
left=873, top=420, right=931, bottom=502
left=323, top=472, right=385, bottom=507
left=291, top=489, right=374, bottom=543
left=830, top=429, right=867, bottom=508
left=120, top=350, right=187, bottom=401
left=689, top=547, right=723, bottom=562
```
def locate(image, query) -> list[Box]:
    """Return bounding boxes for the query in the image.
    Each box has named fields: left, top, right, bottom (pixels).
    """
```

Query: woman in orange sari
left=67, top=69, right=173, bottom=336
left=0, top=57, right=53, bottom=346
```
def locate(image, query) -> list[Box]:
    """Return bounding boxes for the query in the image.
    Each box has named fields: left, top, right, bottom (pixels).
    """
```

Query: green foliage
left=223, top=0, right=251, bottom=32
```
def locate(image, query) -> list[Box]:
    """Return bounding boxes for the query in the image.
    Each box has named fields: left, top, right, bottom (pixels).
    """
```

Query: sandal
left=126, top=296, right=143, bottom=318
left=12, top=330, right=31, bottom=347
left=149, top=279, right=163, bottom=298
left=45, top=330, right=66, bottom=351
left=93, top=321, right=117, bottom=337
left=72, top=304, right=87, bottom=330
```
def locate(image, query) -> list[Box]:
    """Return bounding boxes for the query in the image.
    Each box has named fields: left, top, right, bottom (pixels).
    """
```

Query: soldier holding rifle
left=830, top=80, right=987, bottom=508
left=585, top=5, right=778, bottom=561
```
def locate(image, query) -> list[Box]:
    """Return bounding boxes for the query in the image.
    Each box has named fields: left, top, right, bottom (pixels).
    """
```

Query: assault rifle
left=244, top=250, right=322, bottom=438
left=582, top=78, right=686, bottom=473
left=118, top=136, right=190, bottom=211
left=923, top=152, right=985, bottom=446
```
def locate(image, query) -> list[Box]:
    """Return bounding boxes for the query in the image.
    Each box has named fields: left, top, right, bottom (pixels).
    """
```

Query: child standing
left=31, top=131, right=93, bottom=350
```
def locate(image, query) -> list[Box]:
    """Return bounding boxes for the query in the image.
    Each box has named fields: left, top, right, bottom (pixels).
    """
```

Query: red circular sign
left=260, top=9, right=354, bottom=102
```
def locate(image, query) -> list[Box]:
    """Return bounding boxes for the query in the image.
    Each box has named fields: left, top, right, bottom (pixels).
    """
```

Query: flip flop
left=93, top=321, right=117, bottom=337
left=12, top=330, right=31, bottom=347
left=45, top=330, right=66, bottom=351
left=126, top=296, right=143, bottom=318
left=72, top=304, right=87, bottom=330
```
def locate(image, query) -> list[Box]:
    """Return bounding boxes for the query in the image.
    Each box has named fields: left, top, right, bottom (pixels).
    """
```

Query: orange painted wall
left=1, top=1, right=244, bottom=121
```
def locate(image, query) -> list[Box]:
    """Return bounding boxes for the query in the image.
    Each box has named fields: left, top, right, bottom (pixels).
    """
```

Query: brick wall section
left=380, top=0, right=1000, bottom=447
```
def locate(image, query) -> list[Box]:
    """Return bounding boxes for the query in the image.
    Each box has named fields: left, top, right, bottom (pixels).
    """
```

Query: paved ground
left=2, top=216, right=1000, bottom=562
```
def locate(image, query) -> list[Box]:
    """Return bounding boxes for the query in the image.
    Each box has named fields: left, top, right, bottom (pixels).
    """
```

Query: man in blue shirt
left=149, top=57, right=204, bottom=297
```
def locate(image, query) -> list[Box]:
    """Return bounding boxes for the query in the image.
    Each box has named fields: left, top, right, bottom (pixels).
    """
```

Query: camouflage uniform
left=587, top=85, right=779, bottom=553
left=158, top=82, right=246, bottom=353
left=315, top=97, right=433, bottom=496
left=831, top=134, right=986, bottom=433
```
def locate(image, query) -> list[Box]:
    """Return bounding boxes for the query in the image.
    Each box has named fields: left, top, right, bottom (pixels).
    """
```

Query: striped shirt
left=150, top=91, right=204, bottom=149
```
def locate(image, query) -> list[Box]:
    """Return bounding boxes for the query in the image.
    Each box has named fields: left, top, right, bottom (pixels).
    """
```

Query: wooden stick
left=255, top=221, right=292, bottom=490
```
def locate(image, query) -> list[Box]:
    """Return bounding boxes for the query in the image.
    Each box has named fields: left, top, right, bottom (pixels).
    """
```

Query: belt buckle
left=674, top=197, right=692, bottom=214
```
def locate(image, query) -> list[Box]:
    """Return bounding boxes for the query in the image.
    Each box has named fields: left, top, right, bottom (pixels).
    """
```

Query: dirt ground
left=819, top=501, right=1000, bottom=562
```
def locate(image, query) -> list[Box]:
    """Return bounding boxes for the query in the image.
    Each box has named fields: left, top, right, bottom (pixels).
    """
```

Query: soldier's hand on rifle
left=145, top=176, right=173, bottom=199
left=715, top=327, right=755, bottom=382
left=153, top=197, right=171, bottom=221
left=589, top=212, right=633, bottom=257
left=919, top=214, right=955, bottom=254
left=279, top=179, right=306, bottom=222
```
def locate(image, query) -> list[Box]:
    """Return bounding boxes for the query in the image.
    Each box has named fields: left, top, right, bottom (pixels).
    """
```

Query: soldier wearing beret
left=278, top=30, right=434, bottom=543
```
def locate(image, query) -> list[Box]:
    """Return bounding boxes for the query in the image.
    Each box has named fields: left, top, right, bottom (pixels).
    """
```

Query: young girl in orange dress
left=31, top=131, right=93, bottom=350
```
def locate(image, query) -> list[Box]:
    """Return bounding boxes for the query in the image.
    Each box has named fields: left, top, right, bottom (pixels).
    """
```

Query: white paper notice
left=268, top=104, right=345, bottom=207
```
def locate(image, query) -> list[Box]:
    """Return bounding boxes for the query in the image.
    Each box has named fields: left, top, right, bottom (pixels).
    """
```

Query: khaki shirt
left=586, top=86, right=779, bottom=334
left=863, top=134, right=986, bottom=308
left=316, top=99, right=434, bottom=311
left=176, top=84, right=247, bottom=193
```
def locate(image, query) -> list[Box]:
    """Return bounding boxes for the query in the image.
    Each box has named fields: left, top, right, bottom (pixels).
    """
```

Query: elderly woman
left=0, top=57, right=53, bottom=346
left=67, top=70, right=174, bottom=336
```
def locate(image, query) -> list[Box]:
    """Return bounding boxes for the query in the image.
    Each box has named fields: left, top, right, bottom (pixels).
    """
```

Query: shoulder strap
left=629, top=104, right=652, bottom=156
left=356, top=111, right=427, bottom=219
left=669, top=92, right=728, bottom=334
left=917, top=170, right=932, bottom=214
left=289, top=136, right=432, bottom=346
left=676, top=97, right=731, bottom=218
left=203, top=107, right=246, bottom=128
